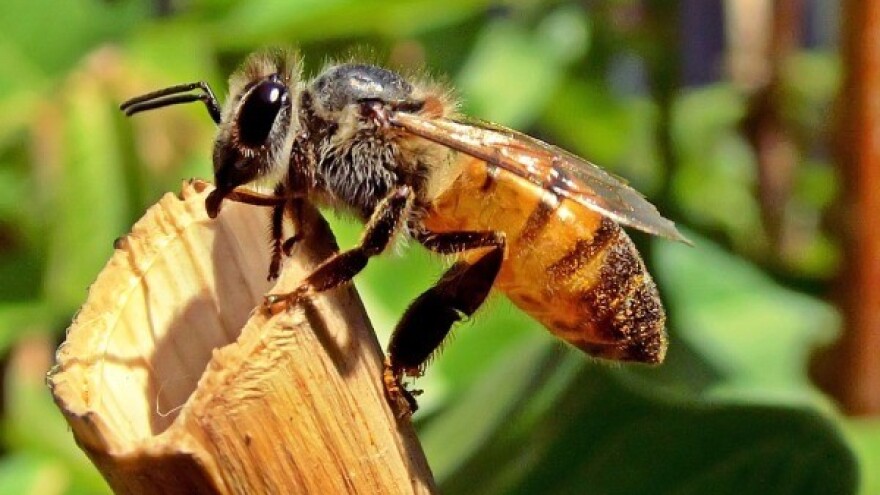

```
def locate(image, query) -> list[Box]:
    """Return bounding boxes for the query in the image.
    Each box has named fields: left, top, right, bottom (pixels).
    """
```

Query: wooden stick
left=812, top=0, right=880, bottom=416
left=48, top=181, right=436, bottom=494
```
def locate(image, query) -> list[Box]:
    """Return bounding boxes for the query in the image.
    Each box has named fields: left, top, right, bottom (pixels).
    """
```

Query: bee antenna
left=120, top=81, right=222, bottom=124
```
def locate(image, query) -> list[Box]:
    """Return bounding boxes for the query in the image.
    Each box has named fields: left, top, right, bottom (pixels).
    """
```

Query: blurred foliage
left=0, top=0, right=871, bottom=494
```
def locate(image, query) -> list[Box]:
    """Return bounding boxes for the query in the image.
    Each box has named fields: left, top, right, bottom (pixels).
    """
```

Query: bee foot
left=383, top=358, right=420, bottom=418
left=262, top=287, right=307, bottom=315
left=189, top=178, right=212, bottom=192
left=267, top=263, right=281, bottom=282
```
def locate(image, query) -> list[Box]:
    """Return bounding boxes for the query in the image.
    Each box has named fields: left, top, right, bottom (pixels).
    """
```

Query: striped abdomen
left=422, top=157, right=667, bottom=363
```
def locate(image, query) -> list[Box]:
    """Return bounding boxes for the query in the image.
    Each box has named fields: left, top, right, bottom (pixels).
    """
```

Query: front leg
left=197, top=180, right=303, bottom=280
left=264, top=185, right=415, bottom=313
left=204, top=185, right=291, bottom=219
left=267, top=180, right=311, bottom=281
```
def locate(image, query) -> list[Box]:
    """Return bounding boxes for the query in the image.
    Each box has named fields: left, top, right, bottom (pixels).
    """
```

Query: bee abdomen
left=423, top=159, right=668, bottom=364
left=581, top=225, right=650, bottom=328
left=544, top=220, right=667, bottom=364
left=575, top=269, right=667, bottom=364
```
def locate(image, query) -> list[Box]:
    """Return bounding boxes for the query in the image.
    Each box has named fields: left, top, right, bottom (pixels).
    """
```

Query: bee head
left=207, top=50, right=301, bottom=217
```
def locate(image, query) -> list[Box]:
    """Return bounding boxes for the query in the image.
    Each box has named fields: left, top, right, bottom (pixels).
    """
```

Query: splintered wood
left=48, top=182, right=435, bottom=494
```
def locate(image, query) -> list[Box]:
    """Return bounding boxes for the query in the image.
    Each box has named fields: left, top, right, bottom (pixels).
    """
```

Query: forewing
left=390, top=112, right=689, bottom=243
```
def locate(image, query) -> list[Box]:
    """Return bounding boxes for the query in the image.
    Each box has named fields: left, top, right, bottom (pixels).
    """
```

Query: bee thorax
left=316, top=134, right=407, bottom=217
left=311, top=64, right=413, bottom=113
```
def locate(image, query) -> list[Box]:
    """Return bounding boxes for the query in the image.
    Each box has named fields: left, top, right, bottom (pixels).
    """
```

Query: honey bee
left=120, top=49, right=688, bottom=414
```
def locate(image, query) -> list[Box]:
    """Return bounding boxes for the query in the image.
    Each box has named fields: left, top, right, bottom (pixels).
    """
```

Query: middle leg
left=263, top=184, right=415, bottom=313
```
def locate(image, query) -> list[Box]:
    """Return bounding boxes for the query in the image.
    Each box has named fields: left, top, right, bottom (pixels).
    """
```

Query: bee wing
left=390, top=112, right=690, bottom=243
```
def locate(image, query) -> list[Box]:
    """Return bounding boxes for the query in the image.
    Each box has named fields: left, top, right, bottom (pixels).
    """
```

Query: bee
left=120, top=49, right=688, bottom=414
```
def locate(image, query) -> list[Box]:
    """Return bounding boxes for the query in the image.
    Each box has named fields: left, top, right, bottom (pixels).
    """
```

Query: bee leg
left=205, top=186, right=289, bottom=219
left=267, top=185, right=307, bottom=281
left=201, top=180, right=303, bottom=280
left=282, top=198, right=305, bottom=257
left=383, top=358, right=422, bottom=416
left=221, top=188, right=288, bottom=206
left=266, top=183, right=289, bottom=281
left=384, top=230, right=505, bottom=416
left=263, top=185, right=414, bottom=313
left=268, top=202, right=286, bottom=281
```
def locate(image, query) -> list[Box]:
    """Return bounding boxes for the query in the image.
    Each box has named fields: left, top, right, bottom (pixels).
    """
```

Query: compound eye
left=237, top=78, right=288, bottom=147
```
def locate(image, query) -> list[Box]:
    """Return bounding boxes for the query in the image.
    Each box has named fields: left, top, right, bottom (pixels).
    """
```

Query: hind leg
left=384, top=230, right=505, bottom=415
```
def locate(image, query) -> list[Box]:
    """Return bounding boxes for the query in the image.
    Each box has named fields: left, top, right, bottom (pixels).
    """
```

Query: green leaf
left=3, top=341, right=111, bottom=494
left=540, top=81, right=662, bottom=194
left=419, top=336, right=553, bottom=481
left=654, top=232, right=839, bottom=403
left=441, top=363, right=857, bottom=495
left=541, top=80, right=631, bottom=163
left=0, top=39, right=45, bottom=147
left=0, top=302, right=54, bottom=357
left=0, top=251, right=43, bottom=302
left=0, top=453, right=68, bottom=495
left=43, top=72, right=130, bottom=314
left=457, top=22, right=568, bottom=127
left=430, top=299, right=539, bottom=391
left=0, top=0, right=148, bottom=76
left=671, top=85, right=766, bottom=250
left=126, top=26, right=220, bottom=86
left=535, top=5, right=591, bottom=64
left=841, top=419, right=880, bottom=495
left=208, top=0, right=494, bottom=49
left=781, top=51, right=841, bottom=130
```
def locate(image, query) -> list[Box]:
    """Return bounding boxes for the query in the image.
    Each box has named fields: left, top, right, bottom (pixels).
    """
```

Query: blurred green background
left=0, top=0, right=874, bottom=493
